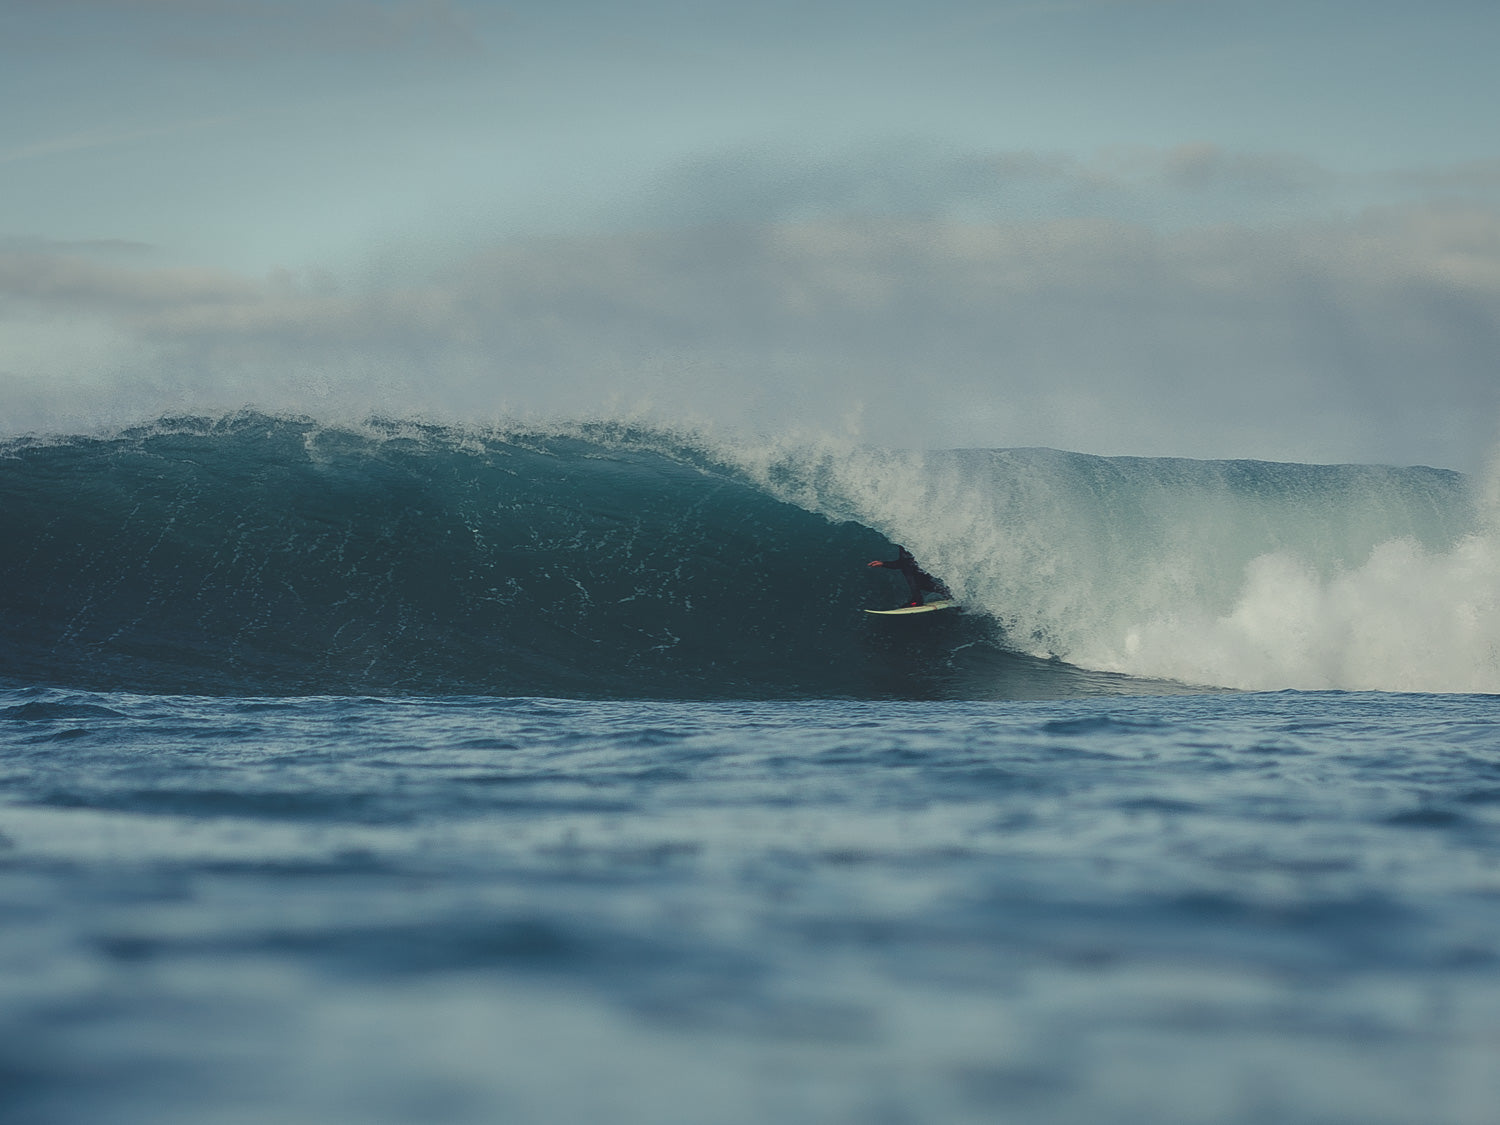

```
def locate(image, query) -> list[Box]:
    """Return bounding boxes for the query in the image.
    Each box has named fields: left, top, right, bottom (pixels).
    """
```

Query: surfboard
left=864, top=599, right=959, bottom=616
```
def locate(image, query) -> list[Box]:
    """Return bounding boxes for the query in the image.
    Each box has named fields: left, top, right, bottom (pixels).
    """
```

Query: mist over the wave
left=4, top=144, right=1499, bottom=471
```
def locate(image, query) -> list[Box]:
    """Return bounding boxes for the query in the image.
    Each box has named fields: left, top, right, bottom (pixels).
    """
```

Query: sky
left=2, top=0, right=1499, bottom=469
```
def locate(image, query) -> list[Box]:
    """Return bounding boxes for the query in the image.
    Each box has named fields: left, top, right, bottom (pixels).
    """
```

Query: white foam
left=727, top=436, right=1491, bottom=693
left=1106, top=534, right=1500, bottom=692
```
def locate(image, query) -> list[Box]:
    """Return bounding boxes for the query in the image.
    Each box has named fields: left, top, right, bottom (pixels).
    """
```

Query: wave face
left=0, top=413, right=1487, bottom=697
left=0, top=414, right=1086, bottom=699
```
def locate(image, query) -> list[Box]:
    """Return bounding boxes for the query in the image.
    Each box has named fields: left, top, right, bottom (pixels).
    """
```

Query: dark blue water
left=2, top=686, right=1499, bottom=1124
left=3, top=414, right=1498, bottom=1123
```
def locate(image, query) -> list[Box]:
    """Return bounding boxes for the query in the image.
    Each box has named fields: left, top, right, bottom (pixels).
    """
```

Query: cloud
left=3, top=155, right=1497, bottom=470
left=0, top=114, right=241, bottom=165
left=1103, top=142, right=1329, bottom=197
left=637, top=142, right=1340, bottom=230
left=1389, top=158, right=1500, bottom=200
left=0, top=237, right=154, bottom=256
left=0, top=247, right=254, bottom=312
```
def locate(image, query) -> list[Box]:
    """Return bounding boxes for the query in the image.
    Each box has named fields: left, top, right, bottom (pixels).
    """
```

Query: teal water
left=2, top=688, right=1498, bottom=1124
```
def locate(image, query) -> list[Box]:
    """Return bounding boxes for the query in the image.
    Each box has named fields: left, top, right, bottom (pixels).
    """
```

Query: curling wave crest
left=1, top=412, right=1489, bottom=696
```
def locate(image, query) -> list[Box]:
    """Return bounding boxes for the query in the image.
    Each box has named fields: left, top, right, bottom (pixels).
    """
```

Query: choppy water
left=3, top=686, right=1499, bottom=1125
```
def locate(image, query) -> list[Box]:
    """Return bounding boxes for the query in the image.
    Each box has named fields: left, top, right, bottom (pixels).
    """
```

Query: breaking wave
left=0, top=412, right=1488, bottom=697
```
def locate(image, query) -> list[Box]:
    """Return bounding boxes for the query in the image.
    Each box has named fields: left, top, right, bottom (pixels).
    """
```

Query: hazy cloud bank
left=638, top=142, right=1340, bottom=230
left=3, top=154, right=1497, bottom=469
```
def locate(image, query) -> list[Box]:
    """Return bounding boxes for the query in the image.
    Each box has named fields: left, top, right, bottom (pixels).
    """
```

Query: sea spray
left=726, top=436, right=1479, bottom=691
left=1106, top=458, right=1500, bottom=692
left=1111, top=534, right=1500, bottom=691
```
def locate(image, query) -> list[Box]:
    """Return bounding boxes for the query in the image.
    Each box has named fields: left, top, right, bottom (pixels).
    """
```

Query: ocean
left=2, top=413, right=1498, bottom=1124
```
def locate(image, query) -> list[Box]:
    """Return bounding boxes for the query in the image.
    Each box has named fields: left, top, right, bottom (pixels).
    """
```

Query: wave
left=0, top=413, right=1106, bottom=699
left=0, top=412, right=1488, bottom=697
left=731, top=439, right=1487, bottom=692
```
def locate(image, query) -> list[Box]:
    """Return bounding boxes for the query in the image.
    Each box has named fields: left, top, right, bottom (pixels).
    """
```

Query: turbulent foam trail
left=1, top=411, right=1489, bottom=696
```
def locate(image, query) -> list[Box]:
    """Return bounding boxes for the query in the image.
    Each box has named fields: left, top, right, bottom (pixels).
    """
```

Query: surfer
left=867, top=546, right=951, bottom=607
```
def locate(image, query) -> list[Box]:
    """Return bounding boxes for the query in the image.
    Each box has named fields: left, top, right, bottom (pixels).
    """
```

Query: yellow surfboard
left=864, top=599, right=959, bottom=616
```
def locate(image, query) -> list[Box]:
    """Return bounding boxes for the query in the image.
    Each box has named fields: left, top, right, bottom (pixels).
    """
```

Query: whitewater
left=3, top=411, right=1499, bottom=1125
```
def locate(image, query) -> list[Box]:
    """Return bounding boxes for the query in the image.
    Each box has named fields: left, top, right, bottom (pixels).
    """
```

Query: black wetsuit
left=879, top=547, right=951, bottom=606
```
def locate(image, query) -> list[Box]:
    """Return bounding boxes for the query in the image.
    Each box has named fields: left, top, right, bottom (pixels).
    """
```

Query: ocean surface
left=3, top=414, right=1499, bottom=1124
